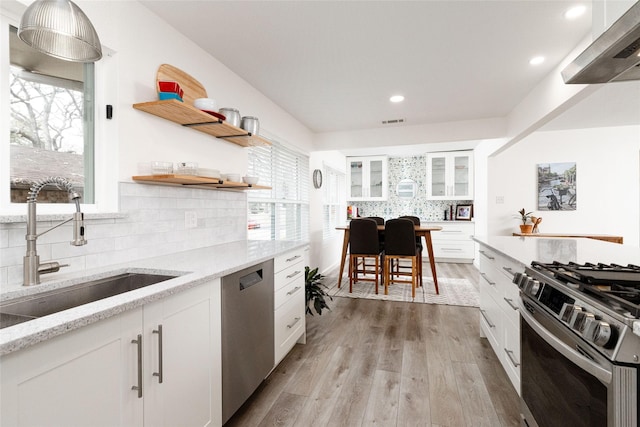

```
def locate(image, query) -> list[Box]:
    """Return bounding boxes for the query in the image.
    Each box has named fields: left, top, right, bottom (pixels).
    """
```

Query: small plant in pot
left=305, top=266, right=332, bottom=315
left=517, top=208, right=534, bottom=233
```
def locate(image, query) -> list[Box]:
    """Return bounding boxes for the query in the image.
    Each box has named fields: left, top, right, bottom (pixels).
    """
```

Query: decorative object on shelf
left=305, top=266, right=331, bottom=315
left=242, top=176, right=258, bottom=185
left=530, top=216, right=542, bottom=233
left=158, top=81, right=183, bottom=98
left=537, top=162, right=576, bottom=211
left=313, top=169, right=323, bottom=189
left=219, top=108, right=241, bottom=127
left=158, top=92, right=183, bottom=101
left=18, top=0, right=102, bottom=62
left=176, top=162, right=198, bottom=175
left=517, top=208, right=534, bottom=233
left=240, top=116, right=260, bottom=135
left=456, top=204, right=473, bottom=220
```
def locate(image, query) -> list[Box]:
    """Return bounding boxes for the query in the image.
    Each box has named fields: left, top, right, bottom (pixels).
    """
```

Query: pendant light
left=18, top=0, right=102, bottom=62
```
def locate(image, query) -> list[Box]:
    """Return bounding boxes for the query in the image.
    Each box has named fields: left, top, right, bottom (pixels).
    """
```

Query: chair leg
left=349, top=255, right=354, bottom=293
left=411, top=257, right=416, bottom=299
left=374, top=257, right=379, bottom=294
left=384, top=257, right=390, bottom=295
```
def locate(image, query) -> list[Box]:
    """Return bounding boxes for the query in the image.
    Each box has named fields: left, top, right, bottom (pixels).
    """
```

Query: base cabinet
left=478, top=245, right=523, bottom=395
left=1, top=280, right=221, bottom=427
left=429, top=221, right=475, bottom=263
left=273, top=247, right=308, bottom=366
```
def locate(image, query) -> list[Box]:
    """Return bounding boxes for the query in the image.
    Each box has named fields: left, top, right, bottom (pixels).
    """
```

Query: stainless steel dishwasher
left=221, top=260, right=274, bottom=424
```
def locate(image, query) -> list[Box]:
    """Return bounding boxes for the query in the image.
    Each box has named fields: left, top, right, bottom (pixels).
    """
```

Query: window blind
left=247, top=140, right=309, bottom=241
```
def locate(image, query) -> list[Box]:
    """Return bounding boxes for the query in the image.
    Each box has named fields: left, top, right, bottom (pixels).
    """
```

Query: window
left=5, top=23, right=95, bottom=205
left=323, top=165, right=346, bottom=240
left=247, top=140, right=309, bottom=241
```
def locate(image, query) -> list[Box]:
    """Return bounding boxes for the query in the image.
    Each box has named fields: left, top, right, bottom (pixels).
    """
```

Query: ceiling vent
left=382, top=118, right=405, bottom=125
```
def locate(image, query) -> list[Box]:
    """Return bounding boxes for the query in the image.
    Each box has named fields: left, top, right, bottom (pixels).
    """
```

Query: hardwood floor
left=225, top=263, right=521, bottom=427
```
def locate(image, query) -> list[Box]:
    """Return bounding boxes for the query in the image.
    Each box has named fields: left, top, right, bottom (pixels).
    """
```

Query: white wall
left=487, top=125, right=640, bottom=246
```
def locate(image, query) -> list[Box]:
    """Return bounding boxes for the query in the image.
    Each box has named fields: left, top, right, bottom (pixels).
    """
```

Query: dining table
left=335, top=223, right=442, bottom=289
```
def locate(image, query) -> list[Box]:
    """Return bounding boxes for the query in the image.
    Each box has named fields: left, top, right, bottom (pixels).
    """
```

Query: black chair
left=383, top=218, right=419, bottom=299
left=364, top=216, right=385, bottom=252
left=399, top=215, right=423, bottom=287
left=349, top=218, right=382, bottom=294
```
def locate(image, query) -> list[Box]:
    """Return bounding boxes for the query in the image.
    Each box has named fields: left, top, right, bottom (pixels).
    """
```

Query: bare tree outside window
left=8, top=24, right=93, bottom=204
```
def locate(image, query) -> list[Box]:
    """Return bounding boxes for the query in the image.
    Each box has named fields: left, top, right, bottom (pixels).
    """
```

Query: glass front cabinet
left=426, top=151, right=474, bottom=200
left=347, top=156, right=388, bottom=201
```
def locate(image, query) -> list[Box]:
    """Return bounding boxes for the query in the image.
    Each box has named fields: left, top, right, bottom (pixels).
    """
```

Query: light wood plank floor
left=225, top=263, right=521, bottom=427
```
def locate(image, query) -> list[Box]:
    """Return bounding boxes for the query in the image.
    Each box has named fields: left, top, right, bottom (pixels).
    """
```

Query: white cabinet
left=347, top=156, right=388, bottom=201
left=477, top=245, right=523, bottom=395
left=273, top=247, right=308, bottom=365
left=1, top=280, right=220, bottom=427
left=426, top=151, right=474, bottom=200
left=428, top=221, right=475, bottom=263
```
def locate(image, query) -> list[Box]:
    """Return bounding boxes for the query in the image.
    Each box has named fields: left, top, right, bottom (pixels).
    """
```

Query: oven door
left=519, top=295, right=637, bottom=427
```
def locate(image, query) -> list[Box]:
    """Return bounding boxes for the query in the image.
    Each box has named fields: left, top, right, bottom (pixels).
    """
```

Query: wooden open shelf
left=132, top=174, right=271, bottom=191
left=132, top=100, right=270, bottom=147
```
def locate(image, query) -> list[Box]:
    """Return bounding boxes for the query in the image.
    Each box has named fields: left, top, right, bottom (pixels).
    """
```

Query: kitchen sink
left=0, top=272, right=178, bottom=329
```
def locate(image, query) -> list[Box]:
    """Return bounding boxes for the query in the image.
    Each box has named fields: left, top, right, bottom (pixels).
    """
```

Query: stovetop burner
left=532, top=261, right=640, bottom=317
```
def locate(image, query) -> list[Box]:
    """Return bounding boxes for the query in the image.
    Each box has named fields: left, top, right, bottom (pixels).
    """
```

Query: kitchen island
left=0, top=239, right=307, bottom=427
left=473, top=235, right=640, bottom=395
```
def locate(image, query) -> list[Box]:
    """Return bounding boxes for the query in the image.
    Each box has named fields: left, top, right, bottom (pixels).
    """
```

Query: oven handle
left=519, top=302, right=612, bottom=385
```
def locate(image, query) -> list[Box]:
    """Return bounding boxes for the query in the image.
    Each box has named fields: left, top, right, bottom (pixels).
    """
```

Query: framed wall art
left=537, top=163, right=576, bottom=211
left=455, top=204, right=473, bottom=220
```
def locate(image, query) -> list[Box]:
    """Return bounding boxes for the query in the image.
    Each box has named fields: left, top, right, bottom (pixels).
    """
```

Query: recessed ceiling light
left=564, top=5, right=586, bottom=20
left=390, top=95, right=405, bottom=103
left=529, top=56, right=545, bottom=66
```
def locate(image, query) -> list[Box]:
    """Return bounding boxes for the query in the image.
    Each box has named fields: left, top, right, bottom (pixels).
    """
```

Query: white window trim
left=322, top=164, right=346, bottom=240
left=0, top=6, right=118, bottom=216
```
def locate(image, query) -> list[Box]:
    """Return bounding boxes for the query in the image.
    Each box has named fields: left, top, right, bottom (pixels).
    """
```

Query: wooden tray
left=156, top=64, right=207, bottom=105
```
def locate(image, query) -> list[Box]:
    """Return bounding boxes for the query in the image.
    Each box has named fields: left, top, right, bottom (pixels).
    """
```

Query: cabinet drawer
left=433, top=223, right=474, bottom=240
left=275, top=276, right=304, bottom=310
left=502, top=317, right=521, bottom=393
left=274, top=292, right=305, bottom=364
left=433, top=241, right=475, bottom=259
left=479, top=290, right=502, bottom=350
left=274, top=249, right=305, bottom=273
left=275, top=264, right=304, bottom=291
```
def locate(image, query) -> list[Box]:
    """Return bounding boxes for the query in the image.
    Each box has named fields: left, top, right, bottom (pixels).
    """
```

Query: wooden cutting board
left=156, top=64, right=207, bottom=105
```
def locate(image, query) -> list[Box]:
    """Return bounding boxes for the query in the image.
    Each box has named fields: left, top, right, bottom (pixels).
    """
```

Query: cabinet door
left=143, top=280, right=219, bottom=427
left=347, top=156, right=388, bottom=201
left=426, top=151, right=474, bottom=200
left=1, top=309, right=143, bottom=427
left=451, top=152, right=473, bottom=199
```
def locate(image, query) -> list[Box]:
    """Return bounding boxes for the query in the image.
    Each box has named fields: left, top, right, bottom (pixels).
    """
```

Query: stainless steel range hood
left=562, top=1, right=640, bottom=84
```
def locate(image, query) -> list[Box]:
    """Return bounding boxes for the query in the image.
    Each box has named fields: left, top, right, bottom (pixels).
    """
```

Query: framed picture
left=537, top=162, right=576, bottom=211
left=455, top=204, right=473, bottom=220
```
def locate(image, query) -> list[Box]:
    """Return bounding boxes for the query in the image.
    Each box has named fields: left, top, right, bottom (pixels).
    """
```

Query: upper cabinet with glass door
left=347, top=156, right=388, bottom=201
left=426, top=151, right=474, bottom=200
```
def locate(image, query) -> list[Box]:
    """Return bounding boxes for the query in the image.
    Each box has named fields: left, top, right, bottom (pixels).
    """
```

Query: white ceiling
left=141, top=1, right=638, bottom=138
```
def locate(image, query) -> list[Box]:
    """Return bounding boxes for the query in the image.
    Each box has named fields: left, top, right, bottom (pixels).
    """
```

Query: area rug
left=328, top=276, right=479, bottom=307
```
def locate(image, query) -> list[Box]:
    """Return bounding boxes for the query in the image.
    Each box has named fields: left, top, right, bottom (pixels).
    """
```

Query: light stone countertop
left=473, top=235, right=640, bottom=267
left=0, top=239, right=307, bottom=355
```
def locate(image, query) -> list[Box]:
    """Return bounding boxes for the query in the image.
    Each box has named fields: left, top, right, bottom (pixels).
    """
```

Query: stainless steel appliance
left=514, top=261, right=640, bottom=427
left=221, top=260, right=274, bottom=424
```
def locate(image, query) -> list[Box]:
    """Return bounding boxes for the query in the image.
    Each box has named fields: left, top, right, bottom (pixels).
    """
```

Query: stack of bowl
left=158, top=81, right=184, bottom=102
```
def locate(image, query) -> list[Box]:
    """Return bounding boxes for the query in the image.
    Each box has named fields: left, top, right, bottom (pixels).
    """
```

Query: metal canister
left=219, top=108, right=241, bottom=127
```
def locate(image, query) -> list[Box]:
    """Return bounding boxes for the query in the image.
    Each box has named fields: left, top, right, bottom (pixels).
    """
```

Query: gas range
left=515, top=261, right=640, bottom=365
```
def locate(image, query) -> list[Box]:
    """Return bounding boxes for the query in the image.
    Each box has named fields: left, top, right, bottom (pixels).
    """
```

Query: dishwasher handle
left=239, top=269, right=264, bottom=291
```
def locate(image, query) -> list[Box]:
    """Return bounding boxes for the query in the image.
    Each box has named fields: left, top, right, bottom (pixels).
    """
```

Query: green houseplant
left=305, top=266, right=332, bottom=315
left=517, top=208, right=534, bottom=233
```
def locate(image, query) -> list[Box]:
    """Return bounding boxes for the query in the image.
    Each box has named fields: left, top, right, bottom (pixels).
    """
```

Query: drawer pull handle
left=479, top=250, right=495, bottom=260
left=287, top=286, right=302, bottom=296
left=480, top=272, right=496, bottom=286
left=441, top=248, right=462, bottom=252
left=441, top=230, right=462, bottom=233
left=131, top=334, right=143, bottom=398
left=504, top=348, right=521, bottom=367
left=152, top=325, right=164, bottom=384
left=480, top=309, right=495, bottom=328
left=286, top=255, right=301, bottom=262
left=286, top=270, right=301, bottom=279
left=502, top=266, right=515, bottom=277
left=503, top=297, right=519, bottom=311
left=287, top=317, right=301, bottom=329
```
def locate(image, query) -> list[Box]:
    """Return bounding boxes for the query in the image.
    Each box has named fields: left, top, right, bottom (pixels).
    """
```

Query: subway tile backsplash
left=0, top=182, right=247, bottom=290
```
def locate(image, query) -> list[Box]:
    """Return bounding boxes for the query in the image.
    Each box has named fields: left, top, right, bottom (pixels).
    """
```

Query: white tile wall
left=0, top=182, right=247, bottom=290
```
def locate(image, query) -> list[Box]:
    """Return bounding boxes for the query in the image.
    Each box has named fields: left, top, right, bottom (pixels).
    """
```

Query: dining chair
left=348, top=218, right=382, bottom=294
left=399, top=215, right=423, bottom=287
left=383, top=218, right=419, bottom=299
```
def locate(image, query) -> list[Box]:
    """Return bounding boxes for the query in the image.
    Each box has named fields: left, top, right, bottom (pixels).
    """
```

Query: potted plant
left=517, top=208, right=534, bottom=233
left=305, top=266, right=332, bottom=315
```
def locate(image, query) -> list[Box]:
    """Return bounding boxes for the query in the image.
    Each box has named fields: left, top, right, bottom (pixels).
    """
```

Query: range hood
left=562, top=1, right=640, bottom=84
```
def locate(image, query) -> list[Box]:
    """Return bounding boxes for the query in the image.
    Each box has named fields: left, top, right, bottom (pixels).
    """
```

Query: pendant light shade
left=18, top=0, right=102, bottom=62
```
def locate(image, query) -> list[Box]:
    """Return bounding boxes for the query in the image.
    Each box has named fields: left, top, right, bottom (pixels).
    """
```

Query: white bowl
left=193, top=98, right=217, bottom=111
left=242, top=176, right=259, bottom=185
left=224, top=173, right=241, bottom=182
